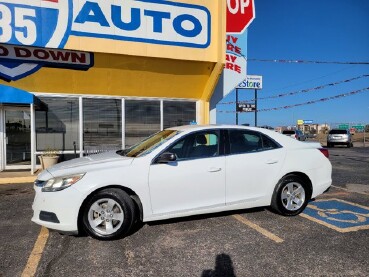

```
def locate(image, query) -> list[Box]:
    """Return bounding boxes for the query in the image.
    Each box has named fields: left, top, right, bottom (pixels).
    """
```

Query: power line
left=226, top=42, right=369, bottom=65
left=246, top=58, right=369, bottom=65
left=268, top=65, right=356, bottom=91
left=217, top=87, right=369, bottom=113
left=218, top=74, right=369, bottom=104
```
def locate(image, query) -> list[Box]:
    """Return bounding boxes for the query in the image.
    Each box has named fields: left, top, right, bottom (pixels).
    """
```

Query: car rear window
left=282, top=130, right=295, bottom=135
left=329, top=130, right=347, bottom=135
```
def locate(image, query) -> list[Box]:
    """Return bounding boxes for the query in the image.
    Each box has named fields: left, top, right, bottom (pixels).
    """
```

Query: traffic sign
left=226, top=0, right=255, bottom=34
left=352, top=125, right=364, bottom=130
left=339, top=124, right=349, bottom=130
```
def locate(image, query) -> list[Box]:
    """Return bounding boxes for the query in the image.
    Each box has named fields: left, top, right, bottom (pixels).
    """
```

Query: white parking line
left=21, top=227, right=49, bottom=277
left=233, top=214, right=284, bottom=243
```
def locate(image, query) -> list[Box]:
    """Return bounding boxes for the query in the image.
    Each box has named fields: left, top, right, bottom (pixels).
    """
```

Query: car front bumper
left=32, top=186, right=84, bottom=233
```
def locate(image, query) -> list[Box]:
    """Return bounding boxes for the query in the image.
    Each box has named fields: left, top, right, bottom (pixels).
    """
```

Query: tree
left=320, top=126, right=329, bottom=134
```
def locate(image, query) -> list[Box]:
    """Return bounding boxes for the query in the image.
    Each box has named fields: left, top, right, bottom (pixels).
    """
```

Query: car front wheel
left=271, top=175, right=310, bottom=216
left=82, top=188, right=136, bottom=240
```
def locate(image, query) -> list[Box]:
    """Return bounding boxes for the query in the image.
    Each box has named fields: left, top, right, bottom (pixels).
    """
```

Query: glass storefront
left=83, top=98, right=122, bottom=148
left=36, top=96, right=195, bottom=155
left=5, top=109, right=31, bottom=166
left=163, top=101, right=196, bottom=129
left=125, top=100, right=161, bottom=148
left=35, top=97, right=79, bottom=151
left=1, top=96, right=197, bottom=170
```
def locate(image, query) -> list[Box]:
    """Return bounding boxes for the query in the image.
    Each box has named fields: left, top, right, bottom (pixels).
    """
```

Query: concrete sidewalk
left=0, top=170, right=38, bottom=185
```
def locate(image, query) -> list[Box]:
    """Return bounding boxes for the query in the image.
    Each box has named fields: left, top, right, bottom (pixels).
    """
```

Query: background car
left=32, top=125, right=332, bottom=240
left=282, top=129, right=306, bottom=141
left=327, top=129, right=353, bottom=148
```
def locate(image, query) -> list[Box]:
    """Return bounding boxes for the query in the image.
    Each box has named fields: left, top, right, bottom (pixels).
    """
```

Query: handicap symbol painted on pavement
left=300, top=198, right=369, bottom=233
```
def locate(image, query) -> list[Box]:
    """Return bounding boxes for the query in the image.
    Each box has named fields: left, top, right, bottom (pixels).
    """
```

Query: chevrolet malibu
left=32, top=125, right=332, bottom=240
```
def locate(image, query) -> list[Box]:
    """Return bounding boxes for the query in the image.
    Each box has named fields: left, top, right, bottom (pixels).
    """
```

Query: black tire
left=326, top=142, right=331, bottom=148
left=271, top=174, right=311, bottom=216
left=347, top=142, right=351, bottom=148
left=82, top=188, right=136, bottom=240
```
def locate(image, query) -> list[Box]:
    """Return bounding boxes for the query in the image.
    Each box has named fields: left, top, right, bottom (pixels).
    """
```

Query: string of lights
left=246, top=58, right=369, bottom=65
left=226, top=42, right=369, bottom=65
left=218, top=74, right=369, bottom=105
left=217, top=87, right=369, bottom=113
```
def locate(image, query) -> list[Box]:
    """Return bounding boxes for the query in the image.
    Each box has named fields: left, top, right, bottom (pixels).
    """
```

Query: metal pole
left=364, top=127, right=366, bottom=147
left=236, top=88, right=239, bottom=125
left=30, top=104, right=35, bottom=174
left=254, top=89, right=257, bottom=127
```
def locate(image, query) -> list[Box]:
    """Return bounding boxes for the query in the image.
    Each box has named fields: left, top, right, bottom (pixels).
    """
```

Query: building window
left=125, top=100, right=160, bottom=148
left=83, top=98, right=122, bottom=149
left=163, top=101, right=196, bottom=129
left=35, top=97, right=79, bottom=151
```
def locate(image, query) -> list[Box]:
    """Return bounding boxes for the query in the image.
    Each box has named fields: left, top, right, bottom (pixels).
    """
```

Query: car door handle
left=208, top=167, right=222, bottom=172
left=266, top=160, right=278, bottom=164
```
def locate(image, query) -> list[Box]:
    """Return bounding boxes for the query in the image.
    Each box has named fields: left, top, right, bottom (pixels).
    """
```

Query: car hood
left=37, top=151, right=134, bottom=180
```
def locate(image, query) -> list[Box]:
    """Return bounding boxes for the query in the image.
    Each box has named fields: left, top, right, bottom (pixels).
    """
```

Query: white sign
left=0, top=0, right=210, bottom=81
left=237, top=75, right=263, bottom=89
left=72, top=0, right=210, bottom=48
left=223, top=34, right=247, bottom=95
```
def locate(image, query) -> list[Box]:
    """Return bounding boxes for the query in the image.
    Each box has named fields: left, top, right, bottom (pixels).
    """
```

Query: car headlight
left=41, top=173, right=85, bottom=192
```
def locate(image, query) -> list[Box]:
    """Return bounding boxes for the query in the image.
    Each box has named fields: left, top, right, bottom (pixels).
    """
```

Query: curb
left=0, top=177, right=36, bottom=185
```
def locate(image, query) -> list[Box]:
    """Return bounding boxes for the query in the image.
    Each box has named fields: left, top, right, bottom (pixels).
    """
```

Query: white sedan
left=32, top=125, right=332, bottom=240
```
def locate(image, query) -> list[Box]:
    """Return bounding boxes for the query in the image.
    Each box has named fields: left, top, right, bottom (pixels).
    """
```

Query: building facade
left=0, top=0, right=226, bottom=172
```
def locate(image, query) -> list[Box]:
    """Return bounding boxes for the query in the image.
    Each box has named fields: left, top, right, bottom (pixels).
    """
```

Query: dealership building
left=0, top=0, right=254, bottom=173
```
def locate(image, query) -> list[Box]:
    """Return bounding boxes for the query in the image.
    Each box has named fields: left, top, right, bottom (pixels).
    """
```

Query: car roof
left=168, top=124, right=268, bottom=132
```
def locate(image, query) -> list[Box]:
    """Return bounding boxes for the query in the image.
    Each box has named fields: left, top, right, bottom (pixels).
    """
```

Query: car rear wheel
left=271, top=175, right=310, bottom=216
left=82, top=188, right=136, bottom=240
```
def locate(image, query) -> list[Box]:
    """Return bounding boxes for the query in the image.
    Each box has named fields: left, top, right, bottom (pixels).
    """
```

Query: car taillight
left=295, top=134, right=298, bottom=139
left=319, top=148, right=329, bottom=158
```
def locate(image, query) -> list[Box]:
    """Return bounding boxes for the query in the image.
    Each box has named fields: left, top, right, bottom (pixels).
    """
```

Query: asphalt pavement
left=0, top=147, right=368, bottom=277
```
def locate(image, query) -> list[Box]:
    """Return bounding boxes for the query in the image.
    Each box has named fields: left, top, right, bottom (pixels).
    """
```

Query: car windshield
left=117, top=130, right=180, bottom=158
left=329, top=130, right=347, bottom=135
left=282, top=130, right=295, bottom=135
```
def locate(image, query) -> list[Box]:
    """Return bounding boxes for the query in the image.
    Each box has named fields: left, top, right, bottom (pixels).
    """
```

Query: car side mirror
left=156, top=152, right=176, bottom=163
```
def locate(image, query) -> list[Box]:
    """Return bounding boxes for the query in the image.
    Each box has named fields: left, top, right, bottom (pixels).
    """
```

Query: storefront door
left=2, top=107, right=31, bottom=170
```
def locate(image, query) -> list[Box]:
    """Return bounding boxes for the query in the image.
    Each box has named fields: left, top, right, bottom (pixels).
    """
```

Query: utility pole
left=235, top=88, right=239, bottom=125
left=254, top=88, right=257, bottom=127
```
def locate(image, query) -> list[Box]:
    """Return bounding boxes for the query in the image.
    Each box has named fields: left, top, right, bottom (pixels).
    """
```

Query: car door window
left=260, top=134, right=280, bottom=150
left=229, top=130, right=262, bottom=154
left=166, top=131, right=219, bottom=160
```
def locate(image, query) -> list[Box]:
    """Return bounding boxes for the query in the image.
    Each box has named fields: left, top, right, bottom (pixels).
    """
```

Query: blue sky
left=217, top=0, right=369, bottom=127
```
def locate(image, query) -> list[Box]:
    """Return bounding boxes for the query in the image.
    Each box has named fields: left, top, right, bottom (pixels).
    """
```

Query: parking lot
left=1, top=147, right=368, bottom=277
